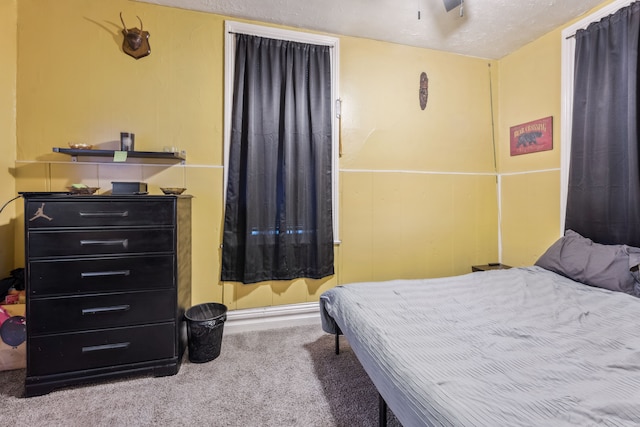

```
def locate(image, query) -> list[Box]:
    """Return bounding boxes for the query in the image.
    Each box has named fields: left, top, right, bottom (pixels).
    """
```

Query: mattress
left=320, top=266, right=640, bottom=427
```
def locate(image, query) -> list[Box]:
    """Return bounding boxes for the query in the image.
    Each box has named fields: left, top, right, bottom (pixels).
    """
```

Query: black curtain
left=221, top=34, right=334, bottom=284
left=566, top=2, right=640, bottom=246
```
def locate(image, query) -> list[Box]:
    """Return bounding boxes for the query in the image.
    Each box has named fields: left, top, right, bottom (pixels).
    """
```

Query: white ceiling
left=137, top=0, right=607, bottom=59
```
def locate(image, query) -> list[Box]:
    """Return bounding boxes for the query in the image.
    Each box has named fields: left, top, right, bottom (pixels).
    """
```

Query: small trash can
left=184, top=302, right=228, bottom=363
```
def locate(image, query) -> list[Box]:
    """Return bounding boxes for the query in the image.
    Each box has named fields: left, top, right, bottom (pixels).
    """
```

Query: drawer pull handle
left=81, top=270, right=131, bottom=278
left=82, top=342, right=130, bottom=353
left=80, top=239, right=129, bottom=249
left=79, top=211, right=129, bottom=218
left=82, top=305, right=130, bottom=315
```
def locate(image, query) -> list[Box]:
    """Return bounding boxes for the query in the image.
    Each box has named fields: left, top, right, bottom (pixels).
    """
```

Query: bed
left=320, top=231, right=640, bottom=426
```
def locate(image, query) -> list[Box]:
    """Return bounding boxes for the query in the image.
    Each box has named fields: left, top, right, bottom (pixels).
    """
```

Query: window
left=221, top=22, right=340, bottom=284
left=560, top=0, right=635, bottom=233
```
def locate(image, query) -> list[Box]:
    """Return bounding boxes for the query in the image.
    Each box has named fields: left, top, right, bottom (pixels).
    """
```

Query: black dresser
left=22, top=194, right=192, bottom=397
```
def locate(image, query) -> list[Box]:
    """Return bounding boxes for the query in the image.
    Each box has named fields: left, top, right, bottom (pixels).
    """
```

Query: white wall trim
left=224, top=301, right=321, bottom=334
left=499, top=168, right=560, bottom=177
left=341, top=168, right=559, bottom=177
left=341, top=168, right=496, bottom=176
left=560, top=0, right=634, bottom=235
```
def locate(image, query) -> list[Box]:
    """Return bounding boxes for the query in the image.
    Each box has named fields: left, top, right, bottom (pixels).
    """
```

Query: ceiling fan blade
left=443, top=0, right=463, bottom=12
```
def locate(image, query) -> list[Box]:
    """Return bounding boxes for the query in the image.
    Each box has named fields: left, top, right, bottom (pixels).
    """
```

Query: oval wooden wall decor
left=419, top=72, right=429, bottom=110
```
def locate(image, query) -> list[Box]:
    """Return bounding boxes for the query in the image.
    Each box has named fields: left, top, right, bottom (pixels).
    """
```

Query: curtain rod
left=227, top=31, right=334, bottom=47
left=566, top=1, right=640, bottom=39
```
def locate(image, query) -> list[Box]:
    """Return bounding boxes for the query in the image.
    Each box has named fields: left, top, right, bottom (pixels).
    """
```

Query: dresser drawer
left=29, top=290, right=175, bottom=334
left=26, top=200, right=174, bottom=228
left=28, top=229, right=174, bottom=258
left=29, top=255, right=174, bottom=296
left=28, top=323, right=176, bottom=376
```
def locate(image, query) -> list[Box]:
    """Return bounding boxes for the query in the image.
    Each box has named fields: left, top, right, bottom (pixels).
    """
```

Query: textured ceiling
left=137, top=0, right=607, bottom=59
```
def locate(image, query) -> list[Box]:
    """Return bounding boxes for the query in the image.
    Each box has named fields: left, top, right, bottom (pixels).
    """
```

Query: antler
left=119, top=12, right=128, bottom=34
left=119, top=12, right=150, bottom=58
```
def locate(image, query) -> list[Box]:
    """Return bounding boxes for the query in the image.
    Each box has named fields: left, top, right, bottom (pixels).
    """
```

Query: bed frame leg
left=379, top=392, right=387, bottom=427
left=335, top=326, right=342, bottom=355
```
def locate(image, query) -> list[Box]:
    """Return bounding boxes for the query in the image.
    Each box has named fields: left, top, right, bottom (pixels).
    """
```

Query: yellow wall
left=338, top=37, right=499, bottom=283
left=497, top=29, right=563, bottom=267
left=497, top=1, right=613, bottom=267
left=0, top=0, right=17, bottom=278
left=9, top=0, right=500, bottom=309
left=23, top=0, right=621, bottom=309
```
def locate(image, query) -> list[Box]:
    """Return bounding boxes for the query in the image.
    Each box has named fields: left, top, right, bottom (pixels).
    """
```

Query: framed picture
left=510, top=116, right=553, bottom=156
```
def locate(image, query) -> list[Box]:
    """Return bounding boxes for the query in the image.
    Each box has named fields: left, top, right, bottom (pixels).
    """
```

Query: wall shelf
left=52, top=148, right=186, bottom=164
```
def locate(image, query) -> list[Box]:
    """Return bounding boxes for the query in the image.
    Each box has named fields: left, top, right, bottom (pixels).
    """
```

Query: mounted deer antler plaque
left=120, top=12, right=150, bottom=60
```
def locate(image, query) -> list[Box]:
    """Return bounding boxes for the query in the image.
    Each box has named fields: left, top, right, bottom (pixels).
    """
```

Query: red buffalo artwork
left=510, top=116, right=553, bottom=156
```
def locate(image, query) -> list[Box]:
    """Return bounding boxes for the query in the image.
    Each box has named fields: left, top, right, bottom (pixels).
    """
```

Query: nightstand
left=471, top=263, right=511, bottom=272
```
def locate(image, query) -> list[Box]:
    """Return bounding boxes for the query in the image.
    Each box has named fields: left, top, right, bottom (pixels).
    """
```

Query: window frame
left=223, top=21, right=340, bottom=242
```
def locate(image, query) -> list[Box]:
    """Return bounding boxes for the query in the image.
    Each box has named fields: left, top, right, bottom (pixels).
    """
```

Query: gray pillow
left=535, top=230, right=640, bottom=294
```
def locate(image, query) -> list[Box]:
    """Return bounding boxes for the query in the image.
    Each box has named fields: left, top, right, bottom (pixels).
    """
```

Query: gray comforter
left=319, top=266, right=640, bottom=426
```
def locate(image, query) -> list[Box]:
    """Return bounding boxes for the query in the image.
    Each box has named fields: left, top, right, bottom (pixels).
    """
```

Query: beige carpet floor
left=0, top=323, right=401, bottom=426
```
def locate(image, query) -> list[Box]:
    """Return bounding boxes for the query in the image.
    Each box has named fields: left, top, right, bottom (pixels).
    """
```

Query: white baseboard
left=223, top=301, right=321, bottom=334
